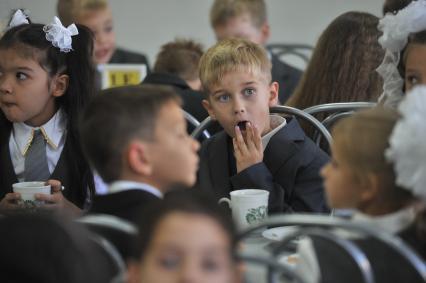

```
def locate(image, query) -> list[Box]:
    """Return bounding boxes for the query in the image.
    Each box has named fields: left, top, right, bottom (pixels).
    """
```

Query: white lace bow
left=8, top=9, right=29, bottom=29
left=376, top=0, right=426, bottom=108
left=43, top=16, right=78, bottom=53
left=386, top=86, right=426, bottom=200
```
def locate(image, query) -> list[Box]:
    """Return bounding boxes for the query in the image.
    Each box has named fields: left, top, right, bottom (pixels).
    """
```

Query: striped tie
left=24, top=129, right=50, bottom=181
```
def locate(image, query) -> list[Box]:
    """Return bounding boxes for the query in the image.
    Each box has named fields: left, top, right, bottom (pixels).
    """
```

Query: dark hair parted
left=80, top=84, right=181, bottom=183
left=153, top=39, right=204, bottom=82
left=383, top=0, right=413, bottom=15
left=135, top=189, right=237, bottom=260
left=286, top=12, right=384, bottom=137
left=0, top=20, right=96, bottom=206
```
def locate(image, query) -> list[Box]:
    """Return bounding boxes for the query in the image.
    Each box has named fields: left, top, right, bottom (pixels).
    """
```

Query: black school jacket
left=196, top=118, right=329, bottom=213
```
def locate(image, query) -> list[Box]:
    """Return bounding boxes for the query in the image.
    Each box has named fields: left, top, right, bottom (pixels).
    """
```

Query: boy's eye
left=159, top=255, right=180, bottom=270
left=16, top=72, right=28, bottom=80
left=104, top=25, right=113, bottom=33
left=201, top=258, right=221, bottom=272
left=243, top=88, right=255, bottom=96
left=217, top=94, right=230, bottom=102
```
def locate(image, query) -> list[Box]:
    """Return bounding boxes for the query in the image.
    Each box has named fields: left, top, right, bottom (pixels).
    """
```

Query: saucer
left=262, top=226, right=298, bottom=241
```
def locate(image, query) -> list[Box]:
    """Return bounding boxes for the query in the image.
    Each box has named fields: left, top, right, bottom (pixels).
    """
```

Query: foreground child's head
left=128, top=190, right=239, bottom=283
left=80, top=85, right=200, bottom=189
left=210, top=0, right=269, bottom=45
left=321, top=108, right=415, bottom=215
left=199, top=38, right=278, bottom=138
left=57, top=0, right=115, bottom=64
left=153, top=39, right=204, bottom=90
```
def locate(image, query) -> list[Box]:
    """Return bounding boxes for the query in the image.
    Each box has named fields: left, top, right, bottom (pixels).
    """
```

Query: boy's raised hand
left=233, top=122, right=263, bottom=173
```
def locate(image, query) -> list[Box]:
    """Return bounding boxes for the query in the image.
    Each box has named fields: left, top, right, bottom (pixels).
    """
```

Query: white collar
left=13, top=110, right=66, bottom=156
left=261, top=114, right=286, bottom=150
left=352, top=206, right=417, bottom=234
left=108, top=180, right=163, bottom=198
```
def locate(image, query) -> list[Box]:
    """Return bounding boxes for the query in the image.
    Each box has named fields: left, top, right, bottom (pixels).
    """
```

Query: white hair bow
left=43, top=16, right=78, bottom=53
left=8, top=9, right=29, bottom=29
left=386, top=86, right=426, bottom=201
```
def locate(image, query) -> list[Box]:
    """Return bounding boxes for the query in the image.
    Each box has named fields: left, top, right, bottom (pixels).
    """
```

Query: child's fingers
left=252, top=124, right=262, bottom=151
left=35, top=193, right=61, bottom=204
left=4, top=192, right=21, bottom=201
left=245, top=122, right=256, bottom=150
left=234, top=125, right=248, bottom=153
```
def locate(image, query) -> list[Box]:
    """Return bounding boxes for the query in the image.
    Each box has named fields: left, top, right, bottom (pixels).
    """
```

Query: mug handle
left=218, top=197, right=232, bottom=209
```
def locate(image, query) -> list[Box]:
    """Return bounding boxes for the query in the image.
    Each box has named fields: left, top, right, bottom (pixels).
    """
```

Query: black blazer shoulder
left=89, top=189, right=160, bottom=224
left=143, top=72, right=209, bottom=123
left=271, top=54, right=303, bottom=104
left=109, top=47, right=150, bottom=72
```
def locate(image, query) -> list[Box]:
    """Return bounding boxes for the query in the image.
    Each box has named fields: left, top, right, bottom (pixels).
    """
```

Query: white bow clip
left=8, top=10, right=29, bottom=29
left=43, top=16, right=78, bottom=53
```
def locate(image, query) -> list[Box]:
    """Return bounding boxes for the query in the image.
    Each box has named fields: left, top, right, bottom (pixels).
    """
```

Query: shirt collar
left=108, top=180, right=163, bottom=198
left=261, top=114, right=286, bottom=150
left=352, top=206, right=417, bottom=234
left=13, top=110, right=66, bottom=156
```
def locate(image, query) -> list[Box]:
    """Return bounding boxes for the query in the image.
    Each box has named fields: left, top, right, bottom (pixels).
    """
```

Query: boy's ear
left=268, top=81, right=279, bottom=107
left=202, top=99, right=217, bottom=120
left=259, top=22, right=271, bottom=45
left=127, top=140, right=153, bottom=176
left=51, top=74, right=69, bottom=98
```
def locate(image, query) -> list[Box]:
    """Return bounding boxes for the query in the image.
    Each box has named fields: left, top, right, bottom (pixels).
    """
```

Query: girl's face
left=0, top=48, right=64, bottom=127
left=404, top=43, right=426, bottom=91
left=320, top=141, right=367, bottom=209
left=136, top=212, right=237, bottom=283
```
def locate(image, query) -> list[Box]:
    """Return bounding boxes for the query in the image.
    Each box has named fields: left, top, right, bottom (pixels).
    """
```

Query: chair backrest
left=183, top=110, right=210, bottom=139
left=237, top=214, right=426, bottom=283
left=266, top=43, right=313, bottom=69
left=77, top=214, right=139, bottom=283
left=191, top=105, right=332, bottom=149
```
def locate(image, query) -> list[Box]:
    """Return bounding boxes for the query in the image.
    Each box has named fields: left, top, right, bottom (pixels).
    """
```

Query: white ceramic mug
left=12, top=181, right=51, bottom=207
left=219, top=189, right=269, bottom=230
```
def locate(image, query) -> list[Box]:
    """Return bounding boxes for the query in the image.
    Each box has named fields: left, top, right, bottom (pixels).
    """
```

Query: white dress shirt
left=261, top=114, right=287, bottom=150
left=107, top=180, right=163, bottom=198
left=9, top=110, right=66, bottom=182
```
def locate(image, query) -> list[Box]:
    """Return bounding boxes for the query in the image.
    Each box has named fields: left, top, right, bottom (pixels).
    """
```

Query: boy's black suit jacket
left=196, top=118, right=329, bottom=213
left=89, top=189, right=160, bottom=224
left=110, top=47, right=151, bottom=73
left=271, top=54, right=303, bottom=104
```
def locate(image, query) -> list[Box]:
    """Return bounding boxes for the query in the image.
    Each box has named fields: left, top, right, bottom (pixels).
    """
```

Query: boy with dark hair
left=197, top=38, right=328, bottom=213
left=143, top=39, right=208, bottom=124
left=80, top=85, right=200, bottom=223
left=209, top=0, right=302, bottom=104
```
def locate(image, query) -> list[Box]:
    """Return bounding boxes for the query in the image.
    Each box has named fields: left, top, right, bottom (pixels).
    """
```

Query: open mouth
left=237, top=121, right=248, bottom=131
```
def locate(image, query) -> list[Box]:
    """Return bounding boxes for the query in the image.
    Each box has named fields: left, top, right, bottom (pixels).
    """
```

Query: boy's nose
left=233, top=99, right=245, bottom=114
left=0, top=76, right=13, bottom=94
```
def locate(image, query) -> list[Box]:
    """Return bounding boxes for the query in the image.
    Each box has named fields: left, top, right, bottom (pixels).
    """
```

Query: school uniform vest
left=0, top=117, right=88, bottom=208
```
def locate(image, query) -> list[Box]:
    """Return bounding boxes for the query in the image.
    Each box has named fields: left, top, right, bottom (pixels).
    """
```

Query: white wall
left=0, top=0, right=383, bottom=65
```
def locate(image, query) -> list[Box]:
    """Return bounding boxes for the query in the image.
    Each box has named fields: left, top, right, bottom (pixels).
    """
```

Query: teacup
left=12, top=182, right=51, bottom=207
left=219, top=189, right=269, bottom=230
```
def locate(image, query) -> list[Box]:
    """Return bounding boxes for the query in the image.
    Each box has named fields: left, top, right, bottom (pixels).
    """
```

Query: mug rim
left=230, top=189, right=269, bottom=197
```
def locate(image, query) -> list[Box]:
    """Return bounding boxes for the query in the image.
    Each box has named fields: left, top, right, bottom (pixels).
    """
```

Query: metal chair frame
left=191, top=105, right=332, bottom=148
left=236, top=214, right=426, bottom=283
left=183, top=110, right=210, bottom=139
